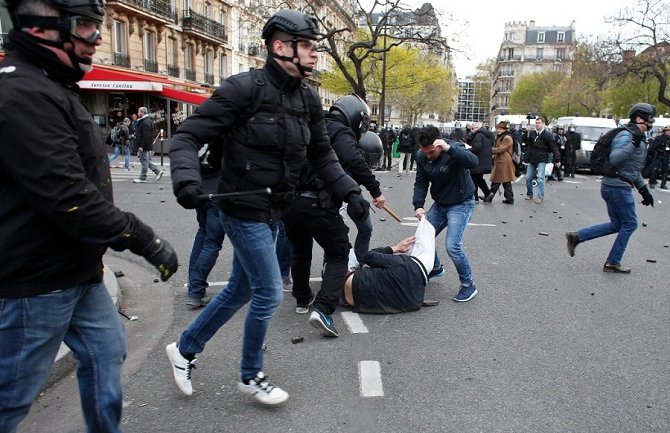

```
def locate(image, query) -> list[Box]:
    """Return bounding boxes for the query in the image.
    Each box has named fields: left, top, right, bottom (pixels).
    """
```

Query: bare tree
left=606, top=0, right=670, bottom=108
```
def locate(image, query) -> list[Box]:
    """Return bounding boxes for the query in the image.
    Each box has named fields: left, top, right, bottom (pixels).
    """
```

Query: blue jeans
left=353, top=214, right=373, bottom=263
left=188, top=201, right=226, bottom=299
left=108, top=145, right=130, bottom=169
left=275, top=220, right=293, bottom=279
left=178, top=211, right=282, bottom=380
left=137, top=149, right=159, bottom=180
left=426, top=197, right=475, bottom=286
left=577, top=184, right=637, bottom=265
left=0, top=282, right=126, bottom=433
left=526, top=162, right=547, bottom=199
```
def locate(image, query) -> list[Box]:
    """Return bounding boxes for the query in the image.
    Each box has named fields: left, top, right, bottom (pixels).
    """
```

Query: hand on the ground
left=639, top=185, right=654, bottom=207
left=393, top=236, right=416, bottom=253
left=177, top=185, right=203, bottom=209
left=415, top=207, right=425, bottom=220
left=142, top=236, right=178, bottom=281
left=346, top=192, right=370, bottom=223
left=372, top=194, right=386, bottom=209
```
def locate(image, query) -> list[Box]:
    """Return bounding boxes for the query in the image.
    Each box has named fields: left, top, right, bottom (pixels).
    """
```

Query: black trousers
left=489, top=181, right=514, bottom=201
left=283, top=197, right=351, bottom=315
left=564, top=150, right=577, bottom=177
left=470, top=173, right=490, bottom=200
left=382, top=143, right=393, bottom=169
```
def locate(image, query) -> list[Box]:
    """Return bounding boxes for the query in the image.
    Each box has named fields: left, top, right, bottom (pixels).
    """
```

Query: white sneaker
left=133, top=178, right=146, bottom=183
left=156, top=170, right=164, bottom=181
left=165, top=342, right=196, bottom=396
left=238, top=372, right=289, bottom=405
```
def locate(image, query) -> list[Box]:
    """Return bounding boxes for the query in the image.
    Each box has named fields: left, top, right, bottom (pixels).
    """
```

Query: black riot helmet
left=357, top=132, right=383, bottom=168
left=628, top=102, right=656, bottom=124
left=262, top=9, right=319, bottom=77
left=5, top=0, right=105, bottom=70
left=330, top=94, right=371, bottom=140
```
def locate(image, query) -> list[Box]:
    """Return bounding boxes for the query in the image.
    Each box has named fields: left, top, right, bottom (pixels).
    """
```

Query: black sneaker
left=309, top=308, right=339, bottom=337
left=565, top=232, right=579, bottom=257
left=603, top=262, right=631, bottom=273
left=428, top=266, right=445, bottom=281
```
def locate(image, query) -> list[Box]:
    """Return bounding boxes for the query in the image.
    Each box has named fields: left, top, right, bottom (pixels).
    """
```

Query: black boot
left=483, top=193, right=495, bottom=203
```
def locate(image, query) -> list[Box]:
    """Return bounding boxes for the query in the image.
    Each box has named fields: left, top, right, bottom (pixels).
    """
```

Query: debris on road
left=291, top=336, right=304, bottom=344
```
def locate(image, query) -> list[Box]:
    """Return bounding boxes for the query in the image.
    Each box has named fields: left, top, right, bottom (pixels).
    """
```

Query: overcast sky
left=418, top=0, right=635, bottom=78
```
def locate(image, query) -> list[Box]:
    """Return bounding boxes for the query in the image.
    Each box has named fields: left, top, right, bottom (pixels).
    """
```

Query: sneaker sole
left=309, top=315, right=339, bottom=337
left=295, top=307, right=309, bottom=314
left=428, top=269, right=445, bottom=281
left=238, top=383, right=289, bottom=405
left=165, top=344, right=193, bottom=396
left=453, top=288, right=478, bottom=302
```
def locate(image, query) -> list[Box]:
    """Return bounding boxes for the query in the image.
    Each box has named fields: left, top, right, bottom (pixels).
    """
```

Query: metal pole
left=159, top=129, right=164, bottom=166
left=380, top=32, right=387, bottom=126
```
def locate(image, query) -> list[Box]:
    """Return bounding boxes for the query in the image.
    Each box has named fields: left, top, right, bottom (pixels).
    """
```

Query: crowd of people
left=0, top=0, right=663, bottom=431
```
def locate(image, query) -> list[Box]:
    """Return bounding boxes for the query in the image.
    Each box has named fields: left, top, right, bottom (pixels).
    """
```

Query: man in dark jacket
left=647, top=125, right=670, bottom=189
left=525, top=116, right=561, bottom=204
left=283, top=94, right=385, bottom=337
left=564, top=125, right=581, bottom=178
left=133, top=106, right=164, bottom=183
left=378, top=126, right=394, bottom=170
left=165, top=9, right=368, bottom=405
left=413, top=126, right=479, bottom=302
left=468, top=122, right=493, bottom=202
left=0, top=0, right=178, bottom=431
left=108, top=117, right=131, bottom=171
left=397, top=124, right=414, bottom=176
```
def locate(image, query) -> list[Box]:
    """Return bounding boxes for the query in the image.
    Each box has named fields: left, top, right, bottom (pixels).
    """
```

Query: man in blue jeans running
left=413, top=126, right=480, bottom=302
left=566, top=103, right=655, bottom=272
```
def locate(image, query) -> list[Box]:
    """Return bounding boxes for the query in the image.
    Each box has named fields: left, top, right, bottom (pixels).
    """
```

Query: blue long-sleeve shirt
left=603, top=124, right=647, bottom=190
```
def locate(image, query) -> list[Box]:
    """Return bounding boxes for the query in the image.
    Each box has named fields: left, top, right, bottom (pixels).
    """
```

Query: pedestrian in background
left=467, top=122, right=492, bottom=203
left=165, top=9, right=366, bottom=405
left=0, top=0, right=178, bottom=431
left=647, top=125, right=670, bottom=189
left=566, top=103, right=656, bottom=273
left=133, top=106, right=164, bottom=183
left=413, top=126, right=479, bottom=302
left=397, top=124, right=415, bottom=176
left=483, top=121, right=516, bottom=204
left=525, top=116, right=561, bottom=204
left=108, top=117, right=131, bottom=171
left=564, top=124, right=581, bottom=178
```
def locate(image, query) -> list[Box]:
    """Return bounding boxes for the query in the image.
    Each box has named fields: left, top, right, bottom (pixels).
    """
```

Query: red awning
left=160, top=87, right=209, bottom=106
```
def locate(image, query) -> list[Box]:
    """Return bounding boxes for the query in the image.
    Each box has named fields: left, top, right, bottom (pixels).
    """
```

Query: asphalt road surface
left=18, top=166, right=670, bottom=433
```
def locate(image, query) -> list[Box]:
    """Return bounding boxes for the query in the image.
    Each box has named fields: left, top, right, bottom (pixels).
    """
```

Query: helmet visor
left=359, top=111, right=370, bottom=135
left=68, top=16, right=102, bottom=43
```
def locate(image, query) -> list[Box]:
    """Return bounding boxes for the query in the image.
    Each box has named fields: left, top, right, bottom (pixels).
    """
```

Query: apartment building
left=491, top=20, right=576, bottom=117
left=455, top=77, right=488, bottom=123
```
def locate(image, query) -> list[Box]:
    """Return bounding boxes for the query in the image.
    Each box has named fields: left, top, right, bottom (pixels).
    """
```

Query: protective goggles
left=359, top=111, right=370, bottom=134
left=67, top=16, right=102, bottom=44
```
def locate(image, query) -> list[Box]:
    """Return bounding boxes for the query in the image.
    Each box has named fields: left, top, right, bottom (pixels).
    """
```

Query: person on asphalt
left=283, top=94, right=384, bottom=337
left=467, top=122, right=493, bottom=203
left=0, top=0, right=178, bottom=431
left=133, top=106, right=164, bottom=183
left=165, top=9, right=368, bottom=405
left=413, top=125, right=480, bottom=302
left=343, top=218, right=436, bottom=314
left=566, top=103, right=656, bottom=273
left=564, top=124, right=581, bottom=178
left=185, top=137, right=226, bottom=310
left=483, top=121, right=516, bottom=204
left=525, top=116, right=561, bottom=204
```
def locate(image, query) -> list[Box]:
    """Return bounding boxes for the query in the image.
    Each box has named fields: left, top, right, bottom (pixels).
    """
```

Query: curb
left=43, top=265, right=121, bottom=390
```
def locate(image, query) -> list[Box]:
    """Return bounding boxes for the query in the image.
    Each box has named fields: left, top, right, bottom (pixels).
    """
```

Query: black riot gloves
left=345, top=191, right=370, bottom=223
left=140, top=236, right=179, bottom=281
left=177, top=184, right=204, bottom=209
left=638, top=185, right=654, bottom=207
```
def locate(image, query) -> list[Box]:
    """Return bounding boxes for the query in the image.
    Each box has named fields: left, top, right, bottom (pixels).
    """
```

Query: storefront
left=81, top=65, right=212, bottom=154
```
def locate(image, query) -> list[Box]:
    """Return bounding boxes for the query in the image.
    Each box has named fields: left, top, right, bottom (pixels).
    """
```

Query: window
left=553, top=64, right=562, bottom=72
left=144, top=31, right=155, bottom=61
left=537, top=31, right=545, bottom=43
left=505, top=47, right=514, bottom=60
left=536, top=47, right=544, bottom=60
left=205, top=49, right=214, bottom=75
left=185, top=44, right=193, bottom=70
left=557, top=31, right=565, bottom=43
left=219, top=10, right=226, bottom=25
left=203, top=2, right=209, bottom=18
left=219, top=54, right=227, bottom=80
left=556, top=48, right=566, bottom=60
left=113, top=20, right=127, bottom=54
left=183, top=0, right=191, bottom=13
left=168, top=38, right=178, bottom=66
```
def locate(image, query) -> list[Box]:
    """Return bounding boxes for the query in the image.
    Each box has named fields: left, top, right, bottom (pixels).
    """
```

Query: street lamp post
left=379, top=30, right=387, bottom=127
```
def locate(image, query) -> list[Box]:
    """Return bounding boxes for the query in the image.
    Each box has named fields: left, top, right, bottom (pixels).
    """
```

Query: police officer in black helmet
left=283, top=94, right=385, bottom=338
left=166, top=9, right=368, bottom=405
left=0, top=0, right=178, bottom=431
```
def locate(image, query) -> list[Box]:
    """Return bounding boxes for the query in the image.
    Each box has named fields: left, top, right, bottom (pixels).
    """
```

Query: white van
left=554, top=116, right=617, bottom=170
left=619, top=115, right=670, bottom=137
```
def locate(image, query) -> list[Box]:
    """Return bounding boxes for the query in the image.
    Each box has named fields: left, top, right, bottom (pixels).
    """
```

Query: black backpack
left=110, top=125, right=124, bottom=145
left=590, top=127, right=625, bottom=177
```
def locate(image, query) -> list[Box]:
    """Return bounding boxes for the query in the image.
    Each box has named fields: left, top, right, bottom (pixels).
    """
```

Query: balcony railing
left=204, top=73, right=214, bottom=85
left=247, top=44, right=266, bottom=58
left=167, top=64, right=180, bottom=78
left=185, top=68, right=196, bottom=81
left=499, top=55, right=522, bottom=61
left=144, top=59, right=158, bottom=73
left=182, top=9, right=227, bottom=43
left=111, top=0, right=177, bottom=23
left=0, top=34, right=7, bottom=51
left=114, top=52, right=131, bottom=67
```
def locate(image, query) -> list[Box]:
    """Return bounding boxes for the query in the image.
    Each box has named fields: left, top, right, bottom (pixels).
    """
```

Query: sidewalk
left=44, top=264, right=121, bottom=390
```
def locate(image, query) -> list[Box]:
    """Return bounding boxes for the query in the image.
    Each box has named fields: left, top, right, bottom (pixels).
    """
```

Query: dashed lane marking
left=341, top=311, right=369, bottom=334
left=359, top=361, right=384, bottom=397
left=202, top=277, right=323, bottom=287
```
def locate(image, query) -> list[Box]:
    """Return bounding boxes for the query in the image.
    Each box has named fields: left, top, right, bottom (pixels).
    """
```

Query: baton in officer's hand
left=199, top=188, right=272, bottom=201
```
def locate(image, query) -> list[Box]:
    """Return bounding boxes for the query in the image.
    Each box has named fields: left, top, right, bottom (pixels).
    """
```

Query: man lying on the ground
left=342, top=218, right=436, bottom=314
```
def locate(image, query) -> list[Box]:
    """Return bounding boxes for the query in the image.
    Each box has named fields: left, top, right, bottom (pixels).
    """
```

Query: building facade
left=455, top=77, right=488, bottom=123
left=491, top=20, right=576, bottom=117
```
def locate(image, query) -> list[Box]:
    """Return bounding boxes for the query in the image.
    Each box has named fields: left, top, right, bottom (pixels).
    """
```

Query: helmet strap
left=270, top=37, right=312, bottom=77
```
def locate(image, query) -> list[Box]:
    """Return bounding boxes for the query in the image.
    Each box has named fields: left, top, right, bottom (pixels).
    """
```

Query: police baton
left=382, top=205, right=403, bottom=223
left=199, top=188, right=272, bottom=201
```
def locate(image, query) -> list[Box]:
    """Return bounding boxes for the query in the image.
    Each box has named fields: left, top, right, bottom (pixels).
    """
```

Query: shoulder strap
left=246, top=68, right=266, bottom=119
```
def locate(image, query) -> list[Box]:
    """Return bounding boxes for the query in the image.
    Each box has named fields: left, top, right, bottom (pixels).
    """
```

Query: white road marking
left=402, top=216, right=418, bottom=221
left=401, top=222, right=419, bottom=227
left=341, top=311, right=369, bottom=334
left=203, top=277, right=323, bottom=287
left=468, top=223, right=497, bottom=227
left=359, top=361, right=384, bottom=397
left=562, top=180, right=582, bottom=184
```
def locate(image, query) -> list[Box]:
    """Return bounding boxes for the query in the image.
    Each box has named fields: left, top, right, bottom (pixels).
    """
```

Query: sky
left=418, top=0, right=635, bottom=78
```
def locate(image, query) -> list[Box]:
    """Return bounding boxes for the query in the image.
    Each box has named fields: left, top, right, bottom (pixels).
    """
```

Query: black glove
left=345, top=192, right=370, bottom=223
left=177, top=185, right=204, bottom=209
left=639, top=185, right=654, bottom=207
left=141, top=236, right=179, bottom=281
